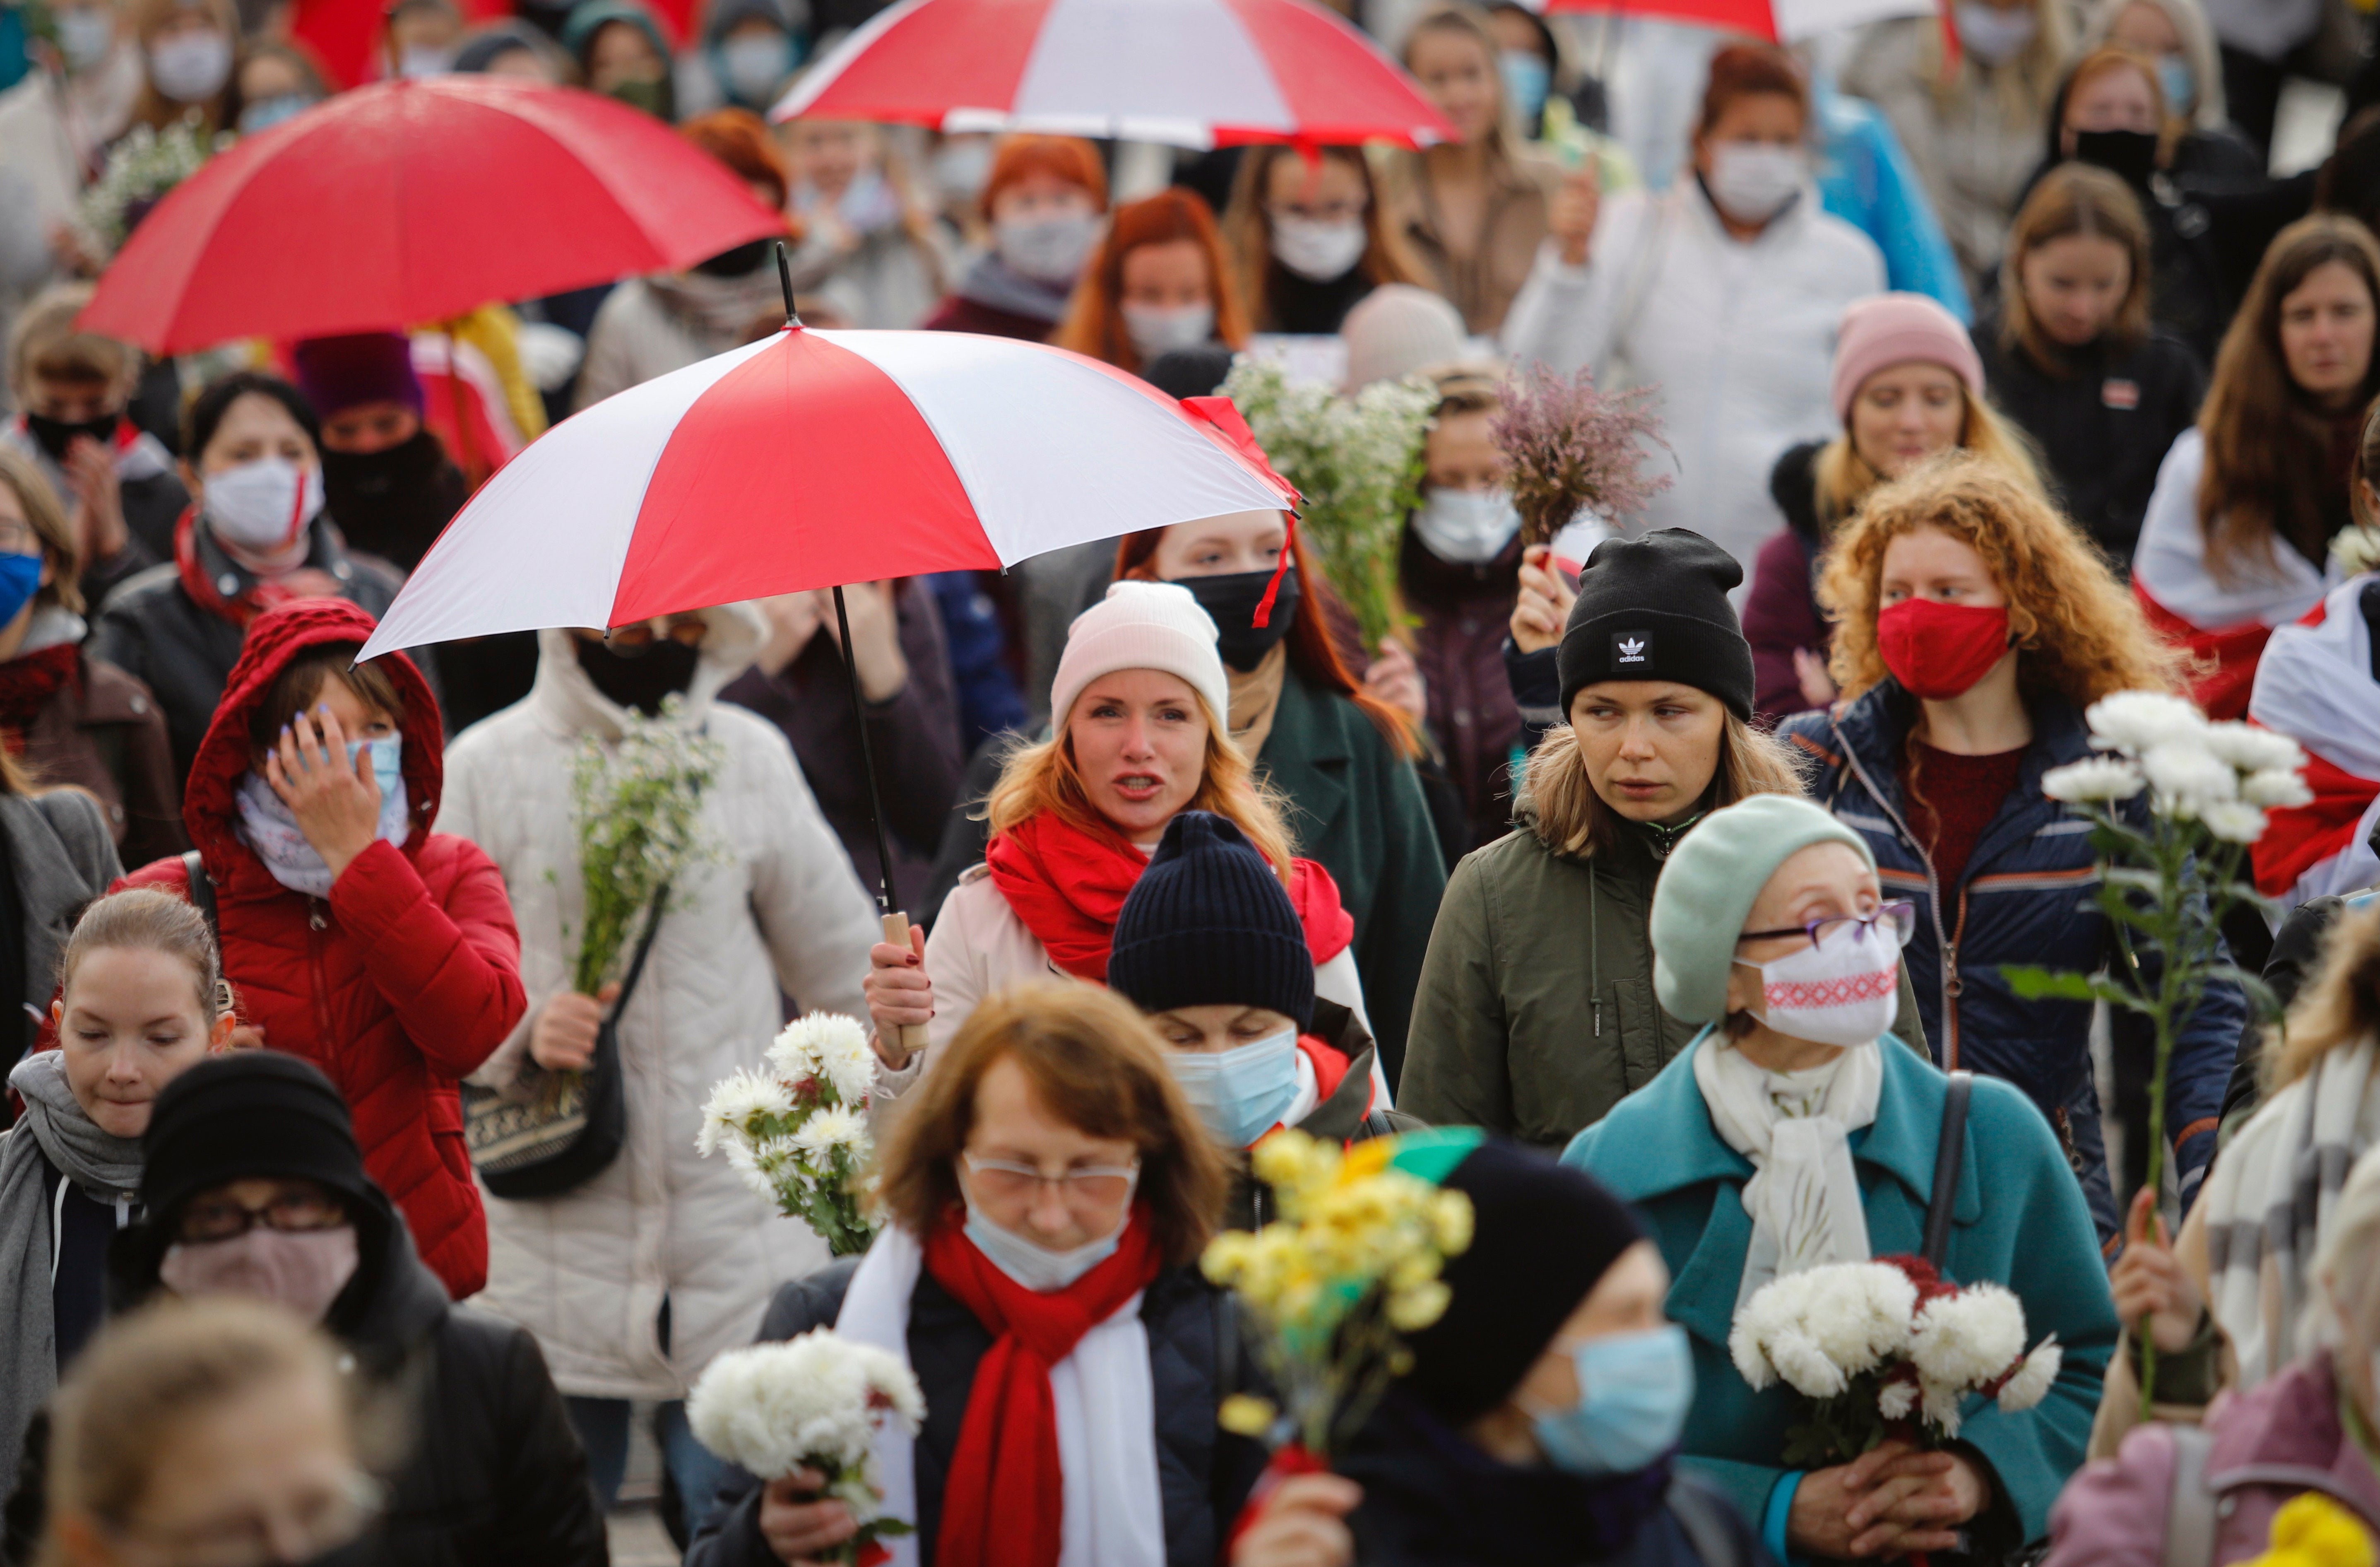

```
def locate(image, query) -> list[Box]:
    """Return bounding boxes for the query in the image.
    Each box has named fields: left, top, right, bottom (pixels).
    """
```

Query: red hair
left=1694, top=43, right=1807, bottom=140
left=981, top=134, right=1108, bottom=219
left=681, top=108, right=794, bottom=216
left=1052, top=188, right=1250, bottom=374
left=1115, top=527, right=1419, bottom=757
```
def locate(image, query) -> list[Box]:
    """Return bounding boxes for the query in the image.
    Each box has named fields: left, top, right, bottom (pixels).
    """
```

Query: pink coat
left=2044, top=1356, right=2380, bottom=1567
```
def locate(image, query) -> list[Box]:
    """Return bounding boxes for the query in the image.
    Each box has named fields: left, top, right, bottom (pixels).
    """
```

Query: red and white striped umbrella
left=356, top=324, right=1297, bottom=661
left=770, top=0, right=1454, bottom=149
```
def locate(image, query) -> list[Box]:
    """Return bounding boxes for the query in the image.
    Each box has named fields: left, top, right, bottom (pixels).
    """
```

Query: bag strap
left=606, top=883, right=671, bottom=1024
left=1923, top=1071, right=1972, bottom=1267
left=2163, top=1425, right=2219, bottom=1567
left=1663, top=1479, right=1743, bottom=1567
left=180, top=851, right=218, bottom=943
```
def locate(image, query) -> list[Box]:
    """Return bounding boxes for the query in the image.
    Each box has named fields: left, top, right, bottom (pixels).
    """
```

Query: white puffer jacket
left=438, top=605, right=878, bottom=1399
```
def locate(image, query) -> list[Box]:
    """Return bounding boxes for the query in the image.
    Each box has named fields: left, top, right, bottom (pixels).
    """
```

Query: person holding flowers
left=683, top=982, right=1263, bottom=1567
left=1565, top=791, right=2118, bottom=1560
left=863, top=579, right=1389, bottom=1086
left=1777, top=455, right=2242, bottom=1249
left=1402, top=529, right=1923, bottom=1150
left=1232, top=1140, right=1764, bottom=1567
left=438, top=603, right=878, bottom=1532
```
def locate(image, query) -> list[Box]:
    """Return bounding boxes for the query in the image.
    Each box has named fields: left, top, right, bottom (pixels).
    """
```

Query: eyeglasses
left=961, top=1152, right=1140, bottom=1217
left=1738, top=900, right=1918, bottom=952
left=109, top=1469, right=384, bottom=1567
left=174, top=1187, right=349, bottom=1245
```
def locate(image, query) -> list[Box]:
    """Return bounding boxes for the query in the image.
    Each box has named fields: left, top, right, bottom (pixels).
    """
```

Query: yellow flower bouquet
left=1200, top=1128, right=1477, bottom=1462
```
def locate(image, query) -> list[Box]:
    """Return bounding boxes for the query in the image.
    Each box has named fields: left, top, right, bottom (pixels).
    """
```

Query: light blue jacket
left=1564, top=1032, right=2115, bottom=1548
left=1816, top=87, right=1972, bottom=323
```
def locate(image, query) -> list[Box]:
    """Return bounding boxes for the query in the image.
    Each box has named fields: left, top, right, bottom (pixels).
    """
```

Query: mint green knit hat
left=1650, top=794, right=1876, bottom=1024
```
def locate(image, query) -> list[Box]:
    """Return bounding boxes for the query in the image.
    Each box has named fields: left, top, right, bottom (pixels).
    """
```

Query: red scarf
left=922, top=1206, right=1163, bottom=1567
left=985, top=812, right=1355, bottom=981
left=2253, top=747, right=2380, bottom=896
left=174, top=507, right=298, bottom=629
left=2134, top=579, right=2274, bottom=721
left=0, top=642, right=78, bottom=748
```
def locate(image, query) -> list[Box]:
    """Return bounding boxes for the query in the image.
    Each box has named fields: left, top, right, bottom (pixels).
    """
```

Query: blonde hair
left=0, top=446, right=83, bottom=619
left=2269, top=903, right=2380, bottom=1093
left=59, top=888, right=227, bottom=1020
left=1513, top=710, right=1804, bottom=859
left=6, top=284, right=134, bottom=399
left=985, top=691, right=1297, bottom=878
left=1811, top=383, right=2048, bottom=533
left=1821, top=453, right=2179, bottom=709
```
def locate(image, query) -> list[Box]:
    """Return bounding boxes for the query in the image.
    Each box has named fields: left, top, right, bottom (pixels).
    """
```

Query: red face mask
left=1877, top=597, right=2011, bottom=700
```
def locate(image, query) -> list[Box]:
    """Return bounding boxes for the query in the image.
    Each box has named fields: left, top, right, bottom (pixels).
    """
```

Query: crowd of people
left=10, top=0, right=2380, bottom=1562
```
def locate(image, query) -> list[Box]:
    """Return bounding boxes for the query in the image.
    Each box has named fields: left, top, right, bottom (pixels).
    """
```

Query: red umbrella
left=1530, top=0, right=1932, bottom=43
left=772, top=0, right=1454, bottom=149
left=80, top=77, right=786, bottom=355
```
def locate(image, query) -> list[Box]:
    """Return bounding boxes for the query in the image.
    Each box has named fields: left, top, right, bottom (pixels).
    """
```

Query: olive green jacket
left=1400, top=814, right=1927, bottom=1150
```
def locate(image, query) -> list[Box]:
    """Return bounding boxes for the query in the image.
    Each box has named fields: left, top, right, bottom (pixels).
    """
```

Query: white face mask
left=961, top=1186, right=1135, bottom=1292
left=932, top=138, right=994, bottom=203
left=147, top=27, right=231, bottom=102
left=1270, top=214, right=1368, bottom=283
left=719, top=32, right=789, bottom=101
left=1413, top=487, right=1521, bottom=564
left=58, top=7, right=115, bottom=70
left=1733, top=919, right=1900, bottom=1049
left=996, top=213, right=1102, bottom=286
left=1122, top=301, right=1215, bottom=362
left=1954, top=1, right=2038, bottom=65
left=203, top=455, right=324, bottom=553
left=1706, top=142, right=1805, bottom=226
left=397, top=43, right=453, bottom=77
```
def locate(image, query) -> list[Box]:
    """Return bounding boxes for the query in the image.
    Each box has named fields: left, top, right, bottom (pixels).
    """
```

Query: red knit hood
left=185, top=599, right=441, bottom=899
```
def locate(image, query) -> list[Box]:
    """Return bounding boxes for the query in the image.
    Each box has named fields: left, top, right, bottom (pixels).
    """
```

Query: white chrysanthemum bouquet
left=2012, top=691, right=2309, bottom=1411
left=688, top=1327, right=924, bottom=1565
left=698, top=1014, right=878, bottom=1255
left=1730, top=1256, right=2061, bottom=1469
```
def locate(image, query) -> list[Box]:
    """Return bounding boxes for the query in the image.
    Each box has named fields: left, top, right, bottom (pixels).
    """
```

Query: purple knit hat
left=291, top=333, right=423, bottom=419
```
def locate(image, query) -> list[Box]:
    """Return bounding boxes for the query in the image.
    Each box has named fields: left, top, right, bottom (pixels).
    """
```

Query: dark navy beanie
left=1107, top=811, right=1315, bottom=1030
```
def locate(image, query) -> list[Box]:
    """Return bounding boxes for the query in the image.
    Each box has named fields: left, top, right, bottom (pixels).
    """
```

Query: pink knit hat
left=1829, top=293, right=1984, bottom=423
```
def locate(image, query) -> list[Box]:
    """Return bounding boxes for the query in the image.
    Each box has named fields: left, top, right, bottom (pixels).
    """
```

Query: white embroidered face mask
left=1733, top=914, right=1904, bottom=1049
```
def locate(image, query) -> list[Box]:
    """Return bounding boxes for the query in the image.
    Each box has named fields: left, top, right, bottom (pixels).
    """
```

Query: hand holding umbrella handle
left=880, top=910, right=928, bottom=1061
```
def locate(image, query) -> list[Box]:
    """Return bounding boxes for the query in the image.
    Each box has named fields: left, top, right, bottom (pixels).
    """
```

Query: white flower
left=2242, top=768, right=2314, bottom=810
left=2200, top=800, right=2271, bottom=844
left=1920, top=1377, right=1969, bottom=1436
left=2202, top=722, right=2304, bottom=776
left=1729, top=1264, right=1915, bottom=1400
left=793, top=1106, right=868, bottom=1162
left=2086, top=692, right=2208, bottom=757
left=697, top=1068, right=795, bottom=1155
left=1878, top=1379, right=1917, bottom=1420
left=1910, top=1283, right=2027, bottom=1392
left=1997, top=1337, right=2062, bottom=1411
left=770, top=1014, right=876, bottom=1106
left=2139, top=740, right=2238, bottom=809
left=687, top=1328, right=924, bottom=1482
left=2042, top=757, right=2145, bottom=804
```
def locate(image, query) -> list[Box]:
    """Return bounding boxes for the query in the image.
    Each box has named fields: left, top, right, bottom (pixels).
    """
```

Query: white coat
left=1499, top=177, right=1884, bottom=580
left=438, top=605, right=879, bottom=1399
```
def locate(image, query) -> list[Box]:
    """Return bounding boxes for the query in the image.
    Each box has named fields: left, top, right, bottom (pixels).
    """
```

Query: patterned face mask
left=1733, top=918, right=1900, bottom=1049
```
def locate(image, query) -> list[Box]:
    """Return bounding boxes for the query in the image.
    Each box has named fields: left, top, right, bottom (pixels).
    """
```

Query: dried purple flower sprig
left=1491, top=364, right=1673, bottom=548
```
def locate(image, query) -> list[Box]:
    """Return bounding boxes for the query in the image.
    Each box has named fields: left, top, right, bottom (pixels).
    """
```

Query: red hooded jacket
left=119, top=600, right=525, bottom=1298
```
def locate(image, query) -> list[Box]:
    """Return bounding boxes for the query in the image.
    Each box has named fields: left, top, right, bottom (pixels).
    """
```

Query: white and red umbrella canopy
left=770, top=0, right=1454, bottom=149
left=358, top=326, right=1299, bottom=661
left=1531, top=0, right=1931, bottom=42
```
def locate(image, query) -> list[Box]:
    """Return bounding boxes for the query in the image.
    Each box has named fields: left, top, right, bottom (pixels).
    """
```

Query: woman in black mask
left=1113, top=511, right=1446, bottom=1082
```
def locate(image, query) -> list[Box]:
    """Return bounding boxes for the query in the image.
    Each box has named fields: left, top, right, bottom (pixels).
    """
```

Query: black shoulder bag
left=463, top=885, right=669, bottom=1200
left=1923, top=1070, right=1973, bottom=1266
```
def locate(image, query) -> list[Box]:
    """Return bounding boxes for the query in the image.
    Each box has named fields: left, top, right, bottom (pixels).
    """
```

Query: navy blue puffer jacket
left=1778, top=683, right=2242, bottom=1251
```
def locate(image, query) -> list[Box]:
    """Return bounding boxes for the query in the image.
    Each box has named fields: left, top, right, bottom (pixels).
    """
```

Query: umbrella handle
left=881, top=909, right=928, bottom=1060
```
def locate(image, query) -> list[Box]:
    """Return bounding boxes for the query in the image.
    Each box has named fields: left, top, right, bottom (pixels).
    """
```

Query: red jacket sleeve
left=327, top=836, right=527, bottom=1080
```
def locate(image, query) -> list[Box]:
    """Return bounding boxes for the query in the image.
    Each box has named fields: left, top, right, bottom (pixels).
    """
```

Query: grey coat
left=2, top=789, right=122, bottom=1007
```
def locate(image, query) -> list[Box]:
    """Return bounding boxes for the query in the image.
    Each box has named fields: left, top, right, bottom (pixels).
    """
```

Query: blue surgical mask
left=349, top=735, right=402, bottom=800
left=0, top=553, right=43, bottom=634
left=1166, top=1029, right=1302, bottom=1148
left=2157, top=55, right=2195, bottom=117
left=1499, top=49, right=1552, bottom=126
left=961, top=1191, right=1130, bottom=1292
left=1530, top=1324, right=1694, bottom=1477
left=238, top=93, right=315, bottom=134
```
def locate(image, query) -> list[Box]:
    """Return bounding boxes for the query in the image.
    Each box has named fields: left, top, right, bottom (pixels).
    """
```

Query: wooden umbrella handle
left=881, top=909, right=928, bottom=1061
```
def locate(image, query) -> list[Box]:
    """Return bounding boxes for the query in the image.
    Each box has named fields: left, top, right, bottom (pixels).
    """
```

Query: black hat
left=1142, top=346, right=1237, bottom=401
left=1401, top=1141, right=1647, bottom=1424
left=1556, top=529, right=1754, bottom=722
left=140, top=1053, right=376, bottom=1225
left=1107, top=812, right=1315, bottom=1031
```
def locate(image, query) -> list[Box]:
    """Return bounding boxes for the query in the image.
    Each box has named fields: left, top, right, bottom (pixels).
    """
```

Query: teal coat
left=1257, top=665, right=1446, bottom=1081
left=1563, top=1033, right=2116, bottom=1545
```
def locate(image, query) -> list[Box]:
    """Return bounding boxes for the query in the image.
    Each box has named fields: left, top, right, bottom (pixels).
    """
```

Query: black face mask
left=574, top=634, right=702, bottom=716
left=24, top=409, right=119, bottom=464
left=1168, top=567, right=1300, bottom=673
left=694, top=237, right=775, bottom=278
left=2073, top=128, right=2159, bottom=188
left=322, top=430, right=440, bottom=511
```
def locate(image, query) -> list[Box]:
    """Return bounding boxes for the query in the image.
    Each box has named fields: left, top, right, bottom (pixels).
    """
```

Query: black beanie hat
left=1107, top=811, right=1315, bottom=1030
left=140, top=1053, right=375, bottom=1225
left=1401, top=1141, right=1648, bottom=1425
left=1556, top=528, right=1754, bottom=722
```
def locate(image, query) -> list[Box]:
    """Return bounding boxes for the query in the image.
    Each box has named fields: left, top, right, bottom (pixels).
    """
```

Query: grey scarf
left=0, top=1051, right=144, bottom=1488
left=954, top=253, right=1074, bottom=325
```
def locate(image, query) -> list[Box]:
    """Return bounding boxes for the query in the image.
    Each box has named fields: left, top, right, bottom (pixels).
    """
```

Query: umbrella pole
left=832, top=581, right=924, bottom=1060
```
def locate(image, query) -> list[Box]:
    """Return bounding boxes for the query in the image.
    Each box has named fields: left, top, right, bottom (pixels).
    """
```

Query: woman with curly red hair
left=1777, top=454, right=2241, bottom=1248
left=1051, top=188, right=1250, bottom=375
